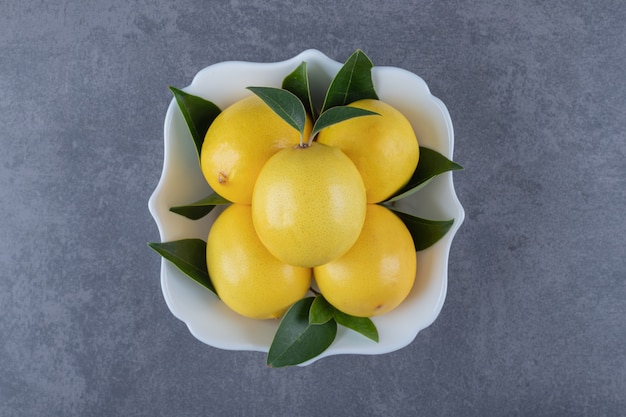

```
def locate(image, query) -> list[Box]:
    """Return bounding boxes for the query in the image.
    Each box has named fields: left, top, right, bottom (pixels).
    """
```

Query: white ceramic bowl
left=148, top=49, right=464, bottom=365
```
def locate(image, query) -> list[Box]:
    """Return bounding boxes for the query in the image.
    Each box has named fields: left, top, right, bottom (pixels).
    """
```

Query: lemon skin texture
left=252, top=142, right=367, bottom=268
left=206, top=204, right=312, bottom=319
left=317, top=99, right=419, bottom=203
left=314, top=204, right=417, bottom=317
left=200, top=94, right=312, bottom=204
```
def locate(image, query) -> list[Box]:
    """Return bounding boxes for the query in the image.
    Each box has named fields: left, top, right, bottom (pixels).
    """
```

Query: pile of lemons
left=201, top=94, right=420, bottom=320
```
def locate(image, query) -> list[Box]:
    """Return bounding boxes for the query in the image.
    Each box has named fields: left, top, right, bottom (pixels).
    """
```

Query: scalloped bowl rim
left=148, top=49, right=464, bottom=365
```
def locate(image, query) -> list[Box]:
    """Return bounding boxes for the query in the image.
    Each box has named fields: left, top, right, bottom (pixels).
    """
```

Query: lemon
left=314, top=204, right=416, bottom=317
left=317, top=99, right=419, bottom=203
left=200, top=94, right=312, bottom=204
left=206, top=204, right=312, bottom=319
left=252, top=142, right=367, bottom=268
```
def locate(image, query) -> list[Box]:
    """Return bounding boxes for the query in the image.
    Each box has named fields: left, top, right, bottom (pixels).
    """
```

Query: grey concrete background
left=1, top=0, right=624, bottom=416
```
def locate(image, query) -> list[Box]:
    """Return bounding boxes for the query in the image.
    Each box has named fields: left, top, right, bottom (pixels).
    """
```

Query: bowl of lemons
left=148, top=49, right=464, bottom=367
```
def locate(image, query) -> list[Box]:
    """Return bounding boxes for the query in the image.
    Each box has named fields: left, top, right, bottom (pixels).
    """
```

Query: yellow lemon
left=252, top=142, right=366, bottom=268
left=200, top=94, right=312, bottom=204
left=317, top=99, right=419, bottom=203
left=314, top=204, right=416, bottom=317
left=206, top=204, right=312, bottom=319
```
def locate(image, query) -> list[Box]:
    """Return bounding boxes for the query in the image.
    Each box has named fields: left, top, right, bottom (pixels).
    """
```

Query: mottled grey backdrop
left=1, top=0, right=624, bottom=416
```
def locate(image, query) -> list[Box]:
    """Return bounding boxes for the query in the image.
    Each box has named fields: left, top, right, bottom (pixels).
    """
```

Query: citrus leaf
left=333, top=309, right=379, bottom=342
left=386, top=207, right=454, bottom=251
left=169, top=87, right=221, bottom=160
left=267, top=297, right=337, bottom=368
left=247, top=86, right=307, bottom=136
left=310, top=106, right=379, bottom=138
left=282, top=62, right=315, bottom=119
left=147, top=239, right=215, bottom=294
left=385, top=147, right=464, bottom=203
left=169, top=192, right=231, bottom=220
left=321, top=49, right=378, bottom=112
left=309, top=295, right=335, bottom=325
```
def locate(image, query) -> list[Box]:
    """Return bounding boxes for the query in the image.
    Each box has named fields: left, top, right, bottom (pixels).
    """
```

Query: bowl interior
left=148, top=49, right=464, bottom=363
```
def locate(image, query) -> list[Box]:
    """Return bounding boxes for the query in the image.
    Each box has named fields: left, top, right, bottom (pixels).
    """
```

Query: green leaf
left=169, top=192, right=231, bottom=220
left=309, top=295, right=335, bottom=325
left=147, top=239, right=216, bottom=294
left=310, top=106, right=379, bottom=138
left=386, top=207, right=454, bottom=252
left=333, top=309, right=379, bottom=342
left=247, top=86, right=307, bottom=137
left=385, top=147, right=464, bottom=203
left=169, top=87, right=221, bottom=160
left=267, top=297, right=337, bottom=368
left=321, top=49, right=378, bottom=112
left=282, top=62, right=315, bottom=119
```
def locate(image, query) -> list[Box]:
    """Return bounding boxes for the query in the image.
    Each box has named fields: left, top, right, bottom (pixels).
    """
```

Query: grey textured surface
left=1, top=0, right=625, bottom=416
